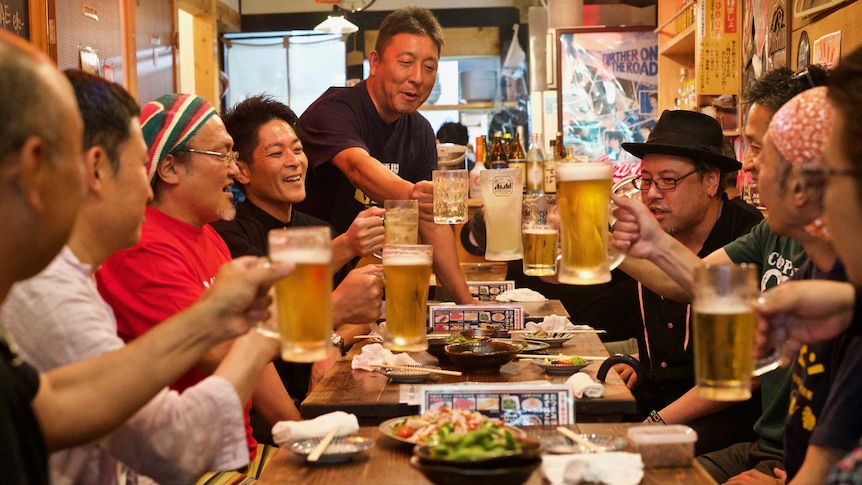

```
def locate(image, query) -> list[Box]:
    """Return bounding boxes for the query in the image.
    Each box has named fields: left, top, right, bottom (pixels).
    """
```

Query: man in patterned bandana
left=96, top=94, right=301, bottom=467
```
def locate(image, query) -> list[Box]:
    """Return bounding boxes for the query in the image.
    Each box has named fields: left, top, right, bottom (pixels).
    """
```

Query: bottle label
left=527, top=161, right=544, bottom=192
left=544, top=164, right=556, bottom=193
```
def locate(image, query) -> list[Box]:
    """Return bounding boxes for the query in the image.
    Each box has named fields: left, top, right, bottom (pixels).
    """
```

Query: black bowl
left=460, top=328, right=510, bottom=340
left=409, top=455, right=540, bottom=485
left=444, top=341, right=520, bottom=374
left=427, top=336, right=453, bottom=364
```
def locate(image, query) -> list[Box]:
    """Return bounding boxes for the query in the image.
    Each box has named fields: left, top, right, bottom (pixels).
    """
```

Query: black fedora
left=622, top=110, right=741, bottom=173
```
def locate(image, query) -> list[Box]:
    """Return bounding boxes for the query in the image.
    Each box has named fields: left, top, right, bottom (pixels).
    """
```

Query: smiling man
left=296, top=6, right=474, bottom=305
left=95, top=94, right=301, bottom=469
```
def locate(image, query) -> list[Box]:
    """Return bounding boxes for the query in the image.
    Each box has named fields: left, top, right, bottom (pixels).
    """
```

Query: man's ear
left=155, top=153, right=182, bottom=186
left=15, top=136, right=52, bottom=212
left=234, top=159, right=252, bottom=185
left=704, top=169, right=721, bottom=197
left=83, top=145, right=108, bottom=197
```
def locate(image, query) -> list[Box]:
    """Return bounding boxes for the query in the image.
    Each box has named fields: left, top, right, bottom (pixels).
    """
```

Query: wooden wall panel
left=55, top=0, right=123, bottom=85
left=135, top=0, right=174, bottom=105
left=790, top=1, right=862, bottom=69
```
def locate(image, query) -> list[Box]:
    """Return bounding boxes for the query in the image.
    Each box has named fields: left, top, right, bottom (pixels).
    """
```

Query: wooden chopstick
left=307, top=427, right=339, bottom=462
left=371, top=363, right=463, bottom=376
left=509, top=329, right=607, bottom=334
left=557, top=426, right=604, bottom=453
left=516, top=354, right=607, bottom=361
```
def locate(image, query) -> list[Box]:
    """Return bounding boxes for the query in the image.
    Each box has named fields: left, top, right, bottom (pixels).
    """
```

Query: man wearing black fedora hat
left=611, top=66, right=828, bottom=483
left=611, top=109, right=764, bottom=455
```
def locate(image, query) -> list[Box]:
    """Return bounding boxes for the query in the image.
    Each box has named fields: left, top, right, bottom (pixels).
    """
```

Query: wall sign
left=0, top=0, right=30, bottom=40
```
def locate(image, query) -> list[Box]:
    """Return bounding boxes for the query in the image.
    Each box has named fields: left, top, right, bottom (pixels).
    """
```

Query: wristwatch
left=331, top=332, right=346, bottom=356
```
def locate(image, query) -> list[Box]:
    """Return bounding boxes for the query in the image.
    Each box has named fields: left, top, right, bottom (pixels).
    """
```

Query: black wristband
left=645, top=410, right=666, bottom=424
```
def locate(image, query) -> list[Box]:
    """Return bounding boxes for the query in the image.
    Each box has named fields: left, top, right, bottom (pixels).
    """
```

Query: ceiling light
left=314, top=15, right=359, bottom=34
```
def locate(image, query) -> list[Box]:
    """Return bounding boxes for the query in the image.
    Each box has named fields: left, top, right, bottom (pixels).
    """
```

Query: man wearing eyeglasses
left=95, top=94, right=301, bottom=471
left=608, top=110, right=764, bottom=455
left=612, top=66, right=829, bottom=484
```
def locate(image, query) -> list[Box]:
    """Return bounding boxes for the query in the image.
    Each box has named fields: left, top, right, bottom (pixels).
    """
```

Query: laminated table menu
left=428, top=304, right=524, bottom=332
left=418, top=382, right=574, bottom=426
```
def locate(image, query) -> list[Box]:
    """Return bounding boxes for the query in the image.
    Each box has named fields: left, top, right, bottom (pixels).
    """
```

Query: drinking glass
left=384, top=199, right=419, bottom=245
left=692, top=264, right=760, bottom=401
left=480, top=167, right=524, bottom=261
left=268, top=227, right=333, bottom=362
left=383, top=244, right=433, bottom=352
left=433, top=169, right=469, bottom=224
left=521, top=194, right=558, bottom=276
left=555, top=162, right=623, bottom=284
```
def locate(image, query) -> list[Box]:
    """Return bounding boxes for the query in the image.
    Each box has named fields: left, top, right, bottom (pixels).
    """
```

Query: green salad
left=427, top=421, right=521, bottom=460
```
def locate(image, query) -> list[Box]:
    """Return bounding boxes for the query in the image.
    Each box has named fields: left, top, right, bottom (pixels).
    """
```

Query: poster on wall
left=557, top=28, right=658, bottom=182
left=813, top=31, right=842, bottom=69
left=0, top=0, right=30, bottom=40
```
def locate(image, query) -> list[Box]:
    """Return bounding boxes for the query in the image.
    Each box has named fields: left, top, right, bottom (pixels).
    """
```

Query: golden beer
left=693, top=307, right=756, bottom=401
left=383, top=245, right=433, bottom=352
left=556, top=162, right=613, bottom=284
left=269, top=227, right=333, bottom=362
left=522, top=228, right=558, bottom=276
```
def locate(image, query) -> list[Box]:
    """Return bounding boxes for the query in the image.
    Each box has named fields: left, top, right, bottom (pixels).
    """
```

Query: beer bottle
left=503, top=132, right=513, bottom=160
left=489, top=132, right=508, bottom=169
left=555, top=131, right=567, bottom=162
left=469, top=136, right=487, bottom=199
left=526, top=133, right=544, bottom=194
left=509, top=129, right=526, bottom=190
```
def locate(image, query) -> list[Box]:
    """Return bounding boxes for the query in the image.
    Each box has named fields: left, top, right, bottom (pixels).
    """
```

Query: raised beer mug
left=268, top=227, right=334, bottom=363
left=555, top=162, right=631, bottom=285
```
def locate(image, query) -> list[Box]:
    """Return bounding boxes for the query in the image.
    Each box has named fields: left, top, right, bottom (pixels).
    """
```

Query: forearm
left=658, top=386, right=733, bottom=424
left=250, top=361, right=301, bottom=423
left=334, top=148, right=414, bottom=204
left=421, top=221, right=473, bottom=304
left=34, top=303, right=228, bottom=450
left=215, top=332, right=279, bottom=404
left=336, top=322, right=372, bottom=349
left=331, top=234, right=357, bottom=270
left=619, top=237, right=703, bottom=302
left=789, top=446, right=846, bottom=485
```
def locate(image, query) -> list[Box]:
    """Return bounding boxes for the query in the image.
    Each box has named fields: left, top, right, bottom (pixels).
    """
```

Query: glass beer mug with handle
left=268, top=226, right=334, bottom=362
left=555, top=162, right=630, bottom=284
left=692, top=263, right=782, bottom=401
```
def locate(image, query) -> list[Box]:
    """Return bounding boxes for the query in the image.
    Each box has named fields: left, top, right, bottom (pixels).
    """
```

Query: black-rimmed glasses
left=632, top=170, right=699, bottom=191
left=175, top=148, right=239, bottom=165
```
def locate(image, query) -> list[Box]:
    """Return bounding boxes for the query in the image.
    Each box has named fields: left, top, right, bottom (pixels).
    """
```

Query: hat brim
left=621, top=142, right=741, bottom=173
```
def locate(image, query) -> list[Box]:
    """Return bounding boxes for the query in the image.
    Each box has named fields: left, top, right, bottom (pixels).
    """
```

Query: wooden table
left=257, top=423, right=718, bottom=485
left=302, top=332, right=636, bottom=425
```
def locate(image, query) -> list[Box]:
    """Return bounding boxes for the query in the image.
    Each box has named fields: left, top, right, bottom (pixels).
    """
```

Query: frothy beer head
left=271, top=247, right=331, bottom=264
left=382, top=244, right=433, bottom=265
left=693, top=301, right=751, bottom=314
left=555, top=162, right=612, bottom=182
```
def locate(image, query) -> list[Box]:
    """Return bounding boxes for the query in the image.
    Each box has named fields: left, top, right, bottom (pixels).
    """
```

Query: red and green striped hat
left=140, top=93, right=217, bottom=186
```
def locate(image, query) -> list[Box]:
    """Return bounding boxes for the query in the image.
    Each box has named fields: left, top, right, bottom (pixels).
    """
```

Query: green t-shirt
left=722, top=219, right=808, bottom=455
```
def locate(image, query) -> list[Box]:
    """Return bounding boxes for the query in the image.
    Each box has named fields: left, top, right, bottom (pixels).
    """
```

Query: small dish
left=521, top=332, right=577, bottom=347
left=375, top=365, right=440, bottom=383
left=288, top=435, right=374, bottom=463
left=532, top=359, right=589, bottom=375
left=493, top=339, right=550, bottom=353
left=545, top=434, right=628, bottom=454
left=445, top=341, right=521, bottom=374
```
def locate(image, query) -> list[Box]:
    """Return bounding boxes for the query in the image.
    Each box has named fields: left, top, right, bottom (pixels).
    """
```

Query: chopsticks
left=307, top=427, right=339, bottom=462
left=371, top=363, right=463, bottom=376
left=557, top=426, right=604, bottom=453
left=509, top=329, right=606, bottom=334
left=516, top=354, right=607, bottom=361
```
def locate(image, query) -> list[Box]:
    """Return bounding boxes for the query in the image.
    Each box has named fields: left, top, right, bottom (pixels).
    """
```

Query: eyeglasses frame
left=633, top=169, right=700, bottom=191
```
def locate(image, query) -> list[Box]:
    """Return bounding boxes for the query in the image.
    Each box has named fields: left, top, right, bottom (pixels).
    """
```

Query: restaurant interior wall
left=54, top=0, right=124, bottom=86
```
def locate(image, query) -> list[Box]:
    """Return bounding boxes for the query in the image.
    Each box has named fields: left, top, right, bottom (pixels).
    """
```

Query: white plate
left=532, top=359, right=589, bottom=375
left=545, top=434, right=628, bottom=454
left=520, top=332, right=577, bottom=347
left=288, top=436, right=374, bottom=463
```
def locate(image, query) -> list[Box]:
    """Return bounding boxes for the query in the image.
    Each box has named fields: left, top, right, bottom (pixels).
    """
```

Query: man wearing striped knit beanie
left=96, top=94, right=301, bottom=479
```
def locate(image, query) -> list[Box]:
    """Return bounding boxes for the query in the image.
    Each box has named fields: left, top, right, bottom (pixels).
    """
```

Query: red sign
left=725, top=0, right=738, bottom=34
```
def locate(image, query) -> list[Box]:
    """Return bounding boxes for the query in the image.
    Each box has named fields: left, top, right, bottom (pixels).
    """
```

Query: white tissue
left=351, top=343, right=419, bottom=371
left=271, top=411, right=359, bottom=445
left=524, top=315, right=592, bottom=333
left=494, top=288, right=547, bottom=302
left=542, top=452, right=643, bottom=485
left=567, top=372, right=604, bottom=398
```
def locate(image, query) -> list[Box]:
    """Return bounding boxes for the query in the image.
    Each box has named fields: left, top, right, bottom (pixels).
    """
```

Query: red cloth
left=97, top=206, right=258, bottom=459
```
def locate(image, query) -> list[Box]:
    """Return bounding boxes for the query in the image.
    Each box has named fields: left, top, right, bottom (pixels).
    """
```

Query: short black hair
left=436, top=122, right=468, bottom=145
left=743, top=65, right=828, bottom=112
left=375, top=6, right=444, bottom=56
left=64, top=69, right=140, bottom=174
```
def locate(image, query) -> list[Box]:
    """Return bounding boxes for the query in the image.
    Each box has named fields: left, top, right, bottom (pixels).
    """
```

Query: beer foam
left=555, top=162, right=612, bottom=181
left=383, top=253, right=433, bottom=265
left=271, top=248, right=331, bottom=264
left=523, top=227, right=559, bottom=235
left=693, top=301, right=752, bottom=314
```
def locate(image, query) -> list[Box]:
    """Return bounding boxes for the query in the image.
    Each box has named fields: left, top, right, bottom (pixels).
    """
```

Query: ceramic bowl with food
left=444, top=340, right=520, bottom=374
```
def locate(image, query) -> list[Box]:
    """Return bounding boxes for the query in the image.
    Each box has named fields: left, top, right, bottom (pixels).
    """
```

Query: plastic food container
left=627, top=425, right=697, bottom=468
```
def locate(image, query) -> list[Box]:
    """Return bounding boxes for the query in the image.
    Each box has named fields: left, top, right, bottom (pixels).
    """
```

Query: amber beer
left=383, top=245, right=433, bottom=352
left=269, top=227, right=333, bottom=362
left=556, top=162, right=613, bottom=284
left=693, top=306, right=756, bottom=401
left=692, top=264, right=760, bottom=401
left=522, top=228, right=559, bottom=276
